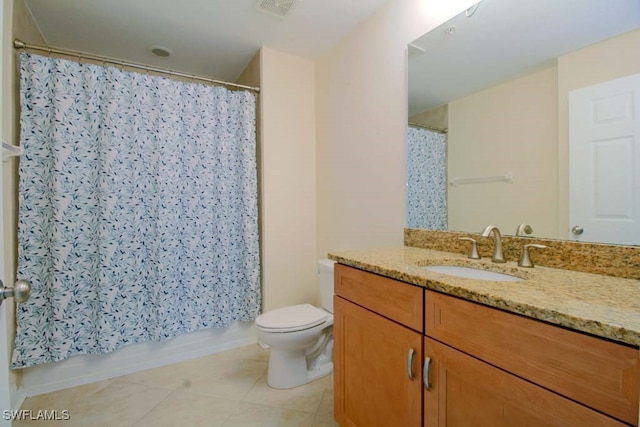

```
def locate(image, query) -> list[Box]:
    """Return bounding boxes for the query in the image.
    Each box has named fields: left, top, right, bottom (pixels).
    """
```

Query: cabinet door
left=423, top=337, right=626, bottom=427
left=334, top=296, right=423, bottom=427
left=425, top=291, right=639, bottom=425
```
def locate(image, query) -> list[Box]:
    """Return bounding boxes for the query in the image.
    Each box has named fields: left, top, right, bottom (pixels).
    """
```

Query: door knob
left=0, top=279, right=31, bottom=303
left=571, top=226, right=584, bottom=235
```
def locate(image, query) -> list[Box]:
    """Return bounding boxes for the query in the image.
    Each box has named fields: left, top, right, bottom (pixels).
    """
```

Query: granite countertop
left=328, top=246, right=640, bottom=347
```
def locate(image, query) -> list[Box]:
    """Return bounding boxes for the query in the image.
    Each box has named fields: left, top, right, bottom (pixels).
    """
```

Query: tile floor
left=14, top=344, right=338, bottom=427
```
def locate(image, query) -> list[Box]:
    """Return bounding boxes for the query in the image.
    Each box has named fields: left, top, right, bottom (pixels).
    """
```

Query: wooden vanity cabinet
left=333, top=264, right=639, bottom=427
left=334, top=264, right=424, bottom=427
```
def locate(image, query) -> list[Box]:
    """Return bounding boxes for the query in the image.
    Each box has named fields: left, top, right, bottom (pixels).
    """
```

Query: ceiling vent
left=255, top=0, right=299, bottom=18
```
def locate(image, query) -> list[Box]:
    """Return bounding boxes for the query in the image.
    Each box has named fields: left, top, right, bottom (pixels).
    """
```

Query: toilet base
left=266, top=348, right=333, bottom=389
left=307, top=361, right=333, bottom=383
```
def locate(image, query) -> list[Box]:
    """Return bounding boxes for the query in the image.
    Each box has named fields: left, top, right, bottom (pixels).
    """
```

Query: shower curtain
left=406, top=126, right=447, bottom=230
left=12, top=53, right=261, bottom=368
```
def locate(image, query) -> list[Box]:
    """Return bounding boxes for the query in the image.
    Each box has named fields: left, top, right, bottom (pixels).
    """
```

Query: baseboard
left=10, top=383, right=25, bottom=413
left=20, top=321, right=258, bottom=397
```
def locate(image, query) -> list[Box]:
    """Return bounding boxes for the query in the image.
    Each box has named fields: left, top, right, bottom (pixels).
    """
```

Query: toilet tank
left=317, top=259, right=336, bottom=313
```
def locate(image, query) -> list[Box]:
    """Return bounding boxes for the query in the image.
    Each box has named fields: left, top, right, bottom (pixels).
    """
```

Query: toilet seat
left=256, top=304, right=329, bottom=333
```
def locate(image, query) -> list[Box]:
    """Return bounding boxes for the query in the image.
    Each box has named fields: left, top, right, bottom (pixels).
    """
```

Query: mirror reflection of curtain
left=406, top=126, right=447, bottom=230
left=13, top=53, right=260, bottom=368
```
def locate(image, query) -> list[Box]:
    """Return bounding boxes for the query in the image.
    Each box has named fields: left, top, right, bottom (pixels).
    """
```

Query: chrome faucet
left=481, top=225, right=506, bottom=263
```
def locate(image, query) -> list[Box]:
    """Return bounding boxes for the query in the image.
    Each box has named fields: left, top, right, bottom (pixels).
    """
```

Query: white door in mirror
left=569, top=73, right=640, bottom=245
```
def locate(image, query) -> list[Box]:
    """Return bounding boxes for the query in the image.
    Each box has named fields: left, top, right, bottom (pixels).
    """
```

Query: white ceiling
left=408, top=0, right=640, bottom=115
left=24, top=0, right=391, bottom=82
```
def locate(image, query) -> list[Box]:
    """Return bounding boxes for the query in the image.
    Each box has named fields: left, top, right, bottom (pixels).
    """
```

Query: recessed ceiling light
left=150, top=45, right=173, bottom=58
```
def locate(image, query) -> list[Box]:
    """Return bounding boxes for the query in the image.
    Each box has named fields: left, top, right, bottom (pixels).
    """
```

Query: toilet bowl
left=255, top=259, right=335, bottom=389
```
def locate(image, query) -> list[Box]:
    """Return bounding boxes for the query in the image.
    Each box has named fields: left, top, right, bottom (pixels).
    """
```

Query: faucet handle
left=516, top=223, right=533, bottom=236
left=518, top=244, right=547, bottom=268
left=458, top=237, right=480, bottom=259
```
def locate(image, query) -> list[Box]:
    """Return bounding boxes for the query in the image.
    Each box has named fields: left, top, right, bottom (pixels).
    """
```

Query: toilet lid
left=256, top=304, right=329, bottom=331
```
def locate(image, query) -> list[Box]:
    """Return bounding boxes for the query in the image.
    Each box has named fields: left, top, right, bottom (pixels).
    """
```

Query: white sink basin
left=425, top=265, right=523, bottom=282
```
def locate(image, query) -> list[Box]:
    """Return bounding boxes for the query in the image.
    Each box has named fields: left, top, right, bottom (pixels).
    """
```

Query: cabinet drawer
left=425, top=290, right=640, bottom=425
left=335, top=264, right=423, bottom=332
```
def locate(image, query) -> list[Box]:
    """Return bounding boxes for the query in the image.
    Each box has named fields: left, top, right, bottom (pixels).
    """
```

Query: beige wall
left=557, top=28, right=640, bottom=238
left=235, top=51, right=268, bottom=307
left=315, top=0, right=478, bottom=259
left=259, top=47, right=317, bottom=311
left=3, top=0, right=46, bottom=403
left=409, top=104, right=448, bottom=132
left=236, top=51, right=260, bottom=89
left=237, top=47, right=319, bottom=311
left=447, top=66, right=559, bottom=236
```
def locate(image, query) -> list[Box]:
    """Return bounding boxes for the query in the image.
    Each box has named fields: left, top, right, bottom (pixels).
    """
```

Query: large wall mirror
left=407, top=0, right=640, bottom=245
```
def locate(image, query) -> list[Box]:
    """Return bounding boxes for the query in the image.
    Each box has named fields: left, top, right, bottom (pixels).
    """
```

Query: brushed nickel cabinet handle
left=423, top=356, right=432, bottom=390
left=407, top=348, right=415, bottom=380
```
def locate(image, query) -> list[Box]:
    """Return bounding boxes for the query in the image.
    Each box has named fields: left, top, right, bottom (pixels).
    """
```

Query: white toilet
left=255, top=259, right=335, bottom=389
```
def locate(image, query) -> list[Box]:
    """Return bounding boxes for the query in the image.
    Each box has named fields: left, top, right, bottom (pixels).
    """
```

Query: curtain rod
left=408, top=122, right=447, bottom=134
left=13, top=39, right=260, bottom=93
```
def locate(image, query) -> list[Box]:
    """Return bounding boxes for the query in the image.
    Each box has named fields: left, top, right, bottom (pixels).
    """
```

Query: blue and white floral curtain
left=407, top=126, right=447, bottom=230
left=12, top=53, right=260, bottom=368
